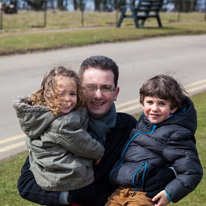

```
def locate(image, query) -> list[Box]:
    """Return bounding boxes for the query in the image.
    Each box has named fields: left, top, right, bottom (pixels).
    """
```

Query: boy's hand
left=152, top=190, right=170, bottom=206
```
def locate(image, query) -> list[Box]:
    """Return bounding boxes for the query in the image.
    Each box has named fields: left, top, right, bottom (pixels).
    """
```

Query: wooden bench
left=117, top=0, right=163, bottom=28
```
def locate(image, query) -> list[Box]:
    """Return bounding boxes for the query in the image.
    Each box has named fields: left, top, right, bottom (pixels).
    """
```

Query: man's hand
left=144, top=167, right=175, bottom=198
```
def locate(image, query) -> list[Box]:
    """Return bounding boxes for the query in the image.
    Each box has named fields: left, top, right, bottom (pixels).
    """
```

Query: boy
left=107, top=74, right=203, bottom=206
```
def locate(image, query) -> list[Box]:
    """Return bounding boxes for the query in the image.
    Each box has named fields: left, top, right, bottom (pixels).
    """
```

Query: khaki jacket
left=13, top=97, right=104, bottom=191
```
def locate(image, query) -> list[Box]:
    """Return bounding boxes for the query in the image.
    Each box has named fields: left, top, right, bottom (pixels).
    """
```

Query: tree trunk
left=174, top=0, right=197, bottom=12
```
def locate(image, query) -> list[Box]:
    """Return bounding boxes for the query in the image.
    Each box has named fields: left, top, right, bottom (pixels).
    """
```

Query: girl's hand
left=152, top=190, right=170, bottom=206
left=94, top=159, right=101, bottom=165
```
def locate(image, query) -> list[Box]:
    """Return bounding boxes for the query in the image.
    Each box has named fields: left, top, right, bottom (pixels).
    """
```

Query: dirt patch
left=0, top=26, right=109, bottom=37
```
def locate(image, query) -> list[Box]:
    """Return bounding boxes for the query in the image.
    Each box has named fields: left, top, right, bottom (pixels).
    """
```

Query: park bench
left=117, top=0, right=163, bottom=28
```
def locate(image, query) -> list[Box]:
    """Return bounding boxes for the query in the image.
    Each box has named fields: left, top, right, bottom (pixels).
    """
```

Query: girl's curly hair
left=28, top=66, right=84, bottom=115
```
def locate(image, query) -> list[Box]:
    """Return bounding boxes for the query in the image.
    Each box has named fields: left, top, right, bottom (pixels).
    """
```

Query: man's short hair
left=79, top=56, right=119, bottom=87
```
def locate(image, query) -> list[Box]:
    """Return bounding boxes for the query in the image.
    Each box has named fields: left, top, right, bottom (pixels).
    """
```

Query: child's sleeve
left=55, top=111, right=104, bottom=160
left=163, top=135, right=203, bottom=203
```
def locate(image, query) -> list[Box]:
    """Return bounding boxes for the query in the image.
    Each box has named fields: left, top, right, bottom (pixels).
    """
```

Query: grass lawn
left=0, top=91, right=205, bottom=206
left=0, top=11, right=206, bottom=55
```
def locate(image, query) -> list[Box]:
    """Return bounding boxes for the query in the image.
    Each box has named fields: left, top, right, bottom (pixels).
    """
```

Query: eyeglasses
left=83, top=84, right=115, bottom=94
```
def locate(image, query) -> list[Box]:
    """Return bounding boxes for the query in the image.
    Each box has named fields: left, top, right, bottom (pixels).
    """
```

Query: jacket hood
left=13, top=97, right=57, bottom=139
left=161, top=96, right=197, bottom=134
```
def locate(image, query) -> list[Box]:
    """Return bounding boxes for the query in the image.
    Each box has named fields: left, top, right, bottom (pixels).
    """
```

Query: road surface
left=0, top=35, right=206, bottom=160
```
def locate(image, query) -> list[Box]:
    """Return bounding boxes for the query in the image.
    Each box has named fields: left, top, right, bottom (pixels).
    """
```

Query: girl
left=13, top=66, right=104, bottom=192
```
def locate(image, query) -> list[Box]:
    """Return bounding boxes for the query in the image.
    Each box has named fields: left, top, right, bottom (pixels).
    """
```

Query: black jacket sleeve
left=17, top=156, right=61, bottom=206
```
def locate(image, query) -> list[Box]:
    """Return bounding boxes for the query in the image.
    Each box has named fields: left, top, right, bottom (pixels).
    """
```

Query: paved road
left=1, top=35, right=206, bottom=160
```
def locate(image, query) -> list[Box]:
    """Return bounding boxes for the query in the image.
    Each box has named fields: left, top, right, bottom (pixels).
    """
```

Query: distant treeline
left=1, top=0, right=205, bottom=12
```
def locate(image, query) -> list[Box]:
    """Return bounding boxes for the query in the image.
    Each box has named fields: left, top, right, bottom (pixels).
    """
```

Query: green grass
left=1, top=11, right=206, bottom=30
left=0, top=11, right=206, bottom=55
left=0, top=91, right=206, bottom=206
left=1, top=10, right=118, bottom=29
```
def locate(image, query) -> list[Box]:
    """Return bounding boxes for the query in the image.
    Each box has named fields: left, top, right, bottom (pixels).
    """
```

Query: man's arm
left=17, top=156, right=61, bottom=206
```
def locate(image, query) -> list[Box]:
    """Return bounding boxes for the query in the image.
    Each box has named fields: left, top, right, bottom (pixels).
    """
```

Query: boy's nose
left=152, top=104, right=158, bottom=111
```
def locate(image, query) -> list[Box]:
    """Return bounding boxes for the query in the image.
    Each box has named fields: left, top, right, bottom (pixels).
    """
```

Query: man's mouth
left=91, top=102, right=105, bottom=106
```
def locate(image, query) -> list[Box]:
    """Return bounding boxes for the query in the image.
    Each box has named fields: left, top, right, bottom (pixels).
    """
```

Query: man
left=17, top=56, right=175, bottom=206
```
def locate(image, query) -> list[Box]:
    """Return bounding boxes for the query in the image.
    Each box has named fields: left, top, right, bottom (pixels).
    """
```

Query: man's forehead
left=82, top=67, right=114, bottom=83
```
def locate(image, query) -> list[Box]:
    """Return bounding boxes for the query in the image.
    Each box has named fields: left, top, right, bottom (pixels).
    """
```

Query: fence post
left=115, top=0, right=119, bottom=25
left=178, top=0, right=182, bottom=22
left=80, top=0, right=85, bottom=27
left=205, top=0, right=206, bottom=21
left=44, top=0, right=47, bottom=27
left=0, top=2, right=3, bottom=30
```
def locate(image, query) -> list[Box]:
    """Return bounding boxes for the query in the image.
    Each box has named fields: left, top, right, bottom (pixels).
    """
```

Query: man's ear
left=171, top=107, right=178, bottom=114
left=114, top=87, right=120, bottom=101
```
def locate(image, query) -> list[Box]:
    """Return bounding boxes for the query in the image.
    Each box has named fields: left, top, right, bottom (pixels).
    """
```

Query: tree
left=24, top=0, right=46, bottom=10
left=174, top=0, right=197, bottom=12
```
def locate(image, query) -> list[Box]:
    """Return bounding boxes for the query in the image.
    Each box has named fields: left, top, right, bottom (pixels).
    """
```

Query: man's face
left=82, top=67, right=119, bottom=119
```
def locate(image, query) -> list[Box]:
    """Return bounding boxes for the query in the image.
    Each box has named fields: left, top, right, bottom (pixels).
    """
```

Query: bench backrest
left=136, top=0, right=163, bottom=13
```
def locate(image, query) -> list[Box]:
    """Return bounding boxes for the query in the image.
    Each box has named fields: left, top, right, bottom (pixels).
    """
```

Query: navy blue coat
left=110, top=97, right=203, bottom=203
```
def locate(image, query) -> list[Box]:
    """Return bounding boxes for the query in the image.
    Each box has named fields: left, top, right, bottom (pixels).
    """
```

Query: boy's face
left=142, top=96, right=177, bottom=124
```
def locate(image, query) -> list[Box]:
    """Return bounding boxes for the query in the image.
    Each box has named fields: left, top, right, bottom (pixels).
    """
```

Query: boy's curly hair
left=28, top=66, right=84, bottom=115
left=140, top=74, right=187, bottom=109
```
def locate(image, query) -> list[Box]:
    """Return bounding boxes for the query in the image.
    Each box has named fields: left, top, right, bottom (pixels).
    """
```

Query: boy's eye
left=159, top=102, right=166, bottom=106
left=146, top=101, right=153, bottom=104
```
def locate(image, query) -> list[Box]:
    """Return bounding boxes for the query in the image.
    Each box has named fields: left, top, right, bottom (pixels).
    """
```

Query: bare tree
left=24, top=0, right=46, bottom=10
left=174, top=0, right=197, bottom=12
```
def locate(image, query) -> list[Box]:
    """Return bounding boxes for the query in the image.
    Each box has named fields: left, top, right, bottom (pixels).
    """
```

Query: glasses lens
left=85, top=84, right=97, bottom=92
left=83, top=84, right=114, bottom=94
left=100, top=85, right=114, bottom=93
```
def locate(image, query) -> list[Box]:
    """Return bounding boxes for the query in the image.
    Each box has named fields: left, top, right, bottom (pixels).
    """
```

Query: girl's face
left=56, top=76, right=77, bottom=114
left=142, top=96, right=177, bottom=124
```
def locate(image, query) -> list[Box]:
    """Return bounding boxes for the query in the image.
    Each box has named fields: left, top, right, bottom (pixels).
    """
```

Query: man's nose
left=94, top=88, right=103, bottom=98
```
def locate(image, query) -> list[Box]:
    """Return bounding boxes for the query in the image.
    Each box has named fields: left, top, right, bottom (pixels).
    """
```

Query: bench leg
left=117, top=8, right=126, bottom=28
left=141, top=12, right=148, bottom=26
left=141, top=19, right=146, bottom=26
left=131, top=8, right=140, bottom=28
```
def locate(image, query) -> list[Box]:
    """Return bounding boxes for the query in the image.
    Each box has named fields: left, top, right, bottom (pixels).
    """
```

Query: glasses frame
left=83, top=84, right=115, bottom=94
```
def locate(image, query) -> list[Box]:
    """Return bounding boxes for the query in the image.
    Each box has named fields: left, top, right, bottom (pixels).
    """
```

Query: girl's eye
left=57, top=91, right=65, bottom=97
left=71, top=92, right=77, bottom=96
